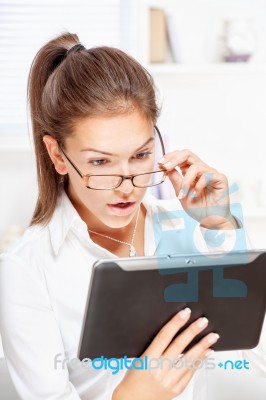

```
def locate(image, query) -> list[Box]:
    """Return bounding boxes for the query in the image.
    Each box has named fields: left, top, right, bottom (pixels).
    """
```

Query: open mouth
left=112, top=202, right=134, bottom=208
left=107, top=202, right=136, bottom=215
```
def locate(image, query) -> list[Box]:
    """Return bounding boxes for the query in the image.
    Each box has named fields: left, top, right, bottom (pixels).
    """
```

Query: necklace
left=88, top=206, right=141, bottom=257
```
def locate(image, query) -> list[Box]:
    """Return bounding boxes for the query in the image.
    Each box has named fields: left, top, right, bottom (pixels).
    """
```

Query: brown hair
left=28, top=32, right=160, bottom=226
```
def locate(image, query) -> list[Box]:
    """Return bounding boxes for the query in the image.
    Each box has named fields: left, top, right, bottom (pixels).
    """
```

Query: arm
left=0, top=253, right=81, bottom=400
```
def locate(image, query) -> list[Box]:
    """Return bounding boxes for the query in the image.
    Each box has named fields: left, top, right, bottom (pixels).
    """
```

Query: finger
left=178, top=164, right=190, bottom=176
left=143, top=307, right=192, bottom=359
left=178, top=159, right=206, bottom=177
left=162, top=316, right=209, bottom=360
left=171, top=367, right=197, bottom=397
left=158, top=149, right=202, bottom=171
left=178, top=166, right=217, bottom=200
left=194, top=172, right=228, bottom=198
left=170, top=347, right=216, bottom=394
left=167, top=169, right=183, bottom=196
left=184, top=332, right=220, bottom=364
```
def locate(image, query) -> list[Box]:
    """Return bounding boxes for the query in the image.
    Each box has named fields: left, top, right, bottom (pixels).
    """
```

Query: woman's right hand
left=112, top=307, right=219, bottom=400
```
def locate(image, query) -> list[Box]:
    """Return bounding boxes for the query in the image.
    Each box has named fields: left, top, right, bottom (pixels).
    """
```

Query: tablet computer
left=78, top=250, right=266, bottom=360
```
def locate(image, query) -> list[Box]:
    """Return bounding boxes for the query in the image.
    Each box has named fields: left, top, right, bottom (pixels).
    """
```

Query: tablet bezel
left=78, top=249, right=266, bottom=360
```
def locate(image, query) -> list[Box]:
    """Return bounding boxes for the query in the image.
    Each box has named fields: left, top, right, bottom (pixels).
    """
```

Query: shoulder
left=4, top=223, right=49, bottom=254
left=0, top=190, right=83, bottom=271
left=0, top=223, right=51, bottom=276
left=0, top=224, right=53, bottom=316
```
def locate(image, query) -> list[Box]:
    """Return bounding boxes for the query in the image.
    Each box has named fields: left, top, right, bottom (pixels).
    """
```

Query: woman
left=0, top=32, right=264, bottom=400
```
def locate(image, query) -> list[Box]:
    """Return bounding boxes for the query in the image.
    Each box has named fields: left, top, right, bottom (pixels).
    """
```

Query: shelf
left=148, top=63, right=266, bottom=76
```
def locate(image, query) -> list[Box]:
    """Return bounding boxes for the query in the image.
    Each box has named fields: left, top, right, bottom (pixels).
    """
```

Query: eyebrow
left=80, top=137, right=155, bottom=156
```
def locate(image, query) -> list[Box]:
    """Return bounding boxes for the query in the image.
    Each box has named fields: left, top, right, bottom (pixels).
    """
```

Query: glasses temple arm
left=154, top=125, right=165, bottom=156
left=57, top=142, right=84, bottom=178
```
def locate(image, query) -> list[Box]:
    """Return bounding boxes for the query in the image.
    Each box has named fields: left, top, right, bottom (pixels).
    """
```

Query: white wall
left=0, top=150, right=37, bottom=241
left=153, top=69, right=266, bottom=214
left=153, top=68, right=266, bottom=249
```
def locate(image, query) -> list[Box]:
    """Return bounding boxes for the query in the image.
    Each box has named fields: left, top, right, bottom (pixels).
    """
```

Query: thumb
left=167, top=169, right=183, bottom=197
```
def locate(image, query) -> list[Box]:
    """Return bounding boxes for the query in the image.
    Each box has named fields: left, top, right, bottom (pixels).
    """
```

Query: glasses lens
left=133, top=171, right=165, bottom=188
left=87, top=175, right=122, bottom=189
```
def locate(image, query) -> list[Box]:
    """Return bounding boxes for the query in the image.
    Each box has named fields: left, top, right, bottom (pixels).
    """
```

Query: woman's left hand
left=158, top=149, right=238, bottom=230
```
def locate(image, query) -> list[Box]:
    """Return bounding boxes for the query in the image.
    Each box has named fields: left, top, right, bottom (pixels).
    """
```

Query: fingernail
left=179, top=307, right=191, bottom=319
left=208, top=333, right=220, bottom=344
left=158, top=157, right=166, bottom=164
left=191, top=190, right=197, bottom=198
left=205, top=349, right=214, bottom=357
left=178, top=189, right=185, bottom=200
left=197, top=317, right=209, bottom=328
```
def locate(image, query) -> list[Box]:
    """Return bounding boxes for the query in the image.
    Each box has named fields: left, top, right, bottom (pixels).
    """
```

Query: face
left=52, top=110, right=156, bottom=231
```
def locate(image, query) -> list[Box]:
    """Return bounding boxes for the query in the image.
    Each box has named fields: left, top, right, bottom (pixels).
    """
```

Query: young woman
left=0, top=32, right=265, bottom=400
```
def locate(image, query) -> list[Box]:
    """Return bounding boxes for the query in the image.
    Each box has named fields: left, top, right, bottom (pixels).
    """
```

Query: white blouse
left=0, top=191, right=265, bottom=400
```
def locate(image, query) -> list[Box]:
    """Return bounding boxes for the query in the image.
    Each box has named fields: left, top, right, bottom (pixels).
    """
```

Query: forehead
left=67, top=111, right=154, bottom=153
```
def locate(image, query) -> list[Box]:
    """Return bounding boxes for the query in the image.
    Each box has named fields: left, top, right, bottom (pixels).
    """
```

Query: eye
left=134, top=151, right=153, bottom=160
left=88, top=159, right=108, bottom=166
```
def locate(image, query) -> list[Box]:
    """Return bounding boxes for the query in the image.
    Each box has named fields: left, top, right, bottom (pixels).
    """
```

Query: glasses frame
left=58, top=125, right=167, bottom=190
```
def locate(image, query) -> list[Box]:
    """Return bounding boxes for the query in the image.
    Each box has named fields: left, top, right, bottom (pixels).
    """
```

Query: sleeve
left=0, top=253, right=82, bottom=400
left=198, top=222, right=266, bottom=377
left=242, top=316, right=266, bottom=377
left=197, top=224, right=251, bottom=253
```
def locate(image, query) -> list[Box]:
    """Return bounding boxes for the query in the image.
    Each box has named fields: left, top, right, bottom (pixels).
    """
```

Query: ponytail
left=28, top=33, right=80, bottom=225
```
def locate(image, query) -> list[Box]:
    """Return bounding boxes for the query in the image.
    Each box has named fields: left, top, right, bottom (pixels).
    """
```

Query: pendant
left=129, top=244, right=136, bottom=257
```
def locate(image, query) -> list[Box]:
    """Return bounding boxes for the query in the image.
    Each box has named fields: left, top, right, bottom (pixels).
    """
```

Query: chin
left=102, top=214, right=134, bottom=229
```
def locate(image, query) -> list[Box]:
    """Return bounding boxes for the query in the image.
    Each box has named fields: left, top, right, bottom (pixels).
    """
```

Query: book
left=149, top=8, right=168, bottom=63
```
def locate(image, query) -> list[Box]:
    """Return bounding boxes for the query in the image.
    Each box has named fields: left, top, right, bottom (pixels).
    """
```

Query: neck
left=66, top=188, right=143, bottom=240
left=89, top=206, right=145, bottom=257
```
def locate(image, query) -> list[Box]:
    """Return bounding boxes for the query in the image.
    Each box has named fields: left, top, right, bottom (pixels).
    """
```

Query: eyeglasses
left=58, top=126, right=167, bottom=190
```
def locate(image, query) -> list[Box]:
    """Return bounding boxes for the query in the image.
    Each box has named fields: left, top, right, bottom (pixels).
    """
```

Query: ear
left=43, top=135, right=68, bottom=175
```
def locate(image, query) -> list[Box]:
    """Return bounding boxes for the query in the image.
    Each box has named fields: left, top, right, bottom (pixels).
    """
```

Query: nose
left=114, top=176, right=134, bottom=194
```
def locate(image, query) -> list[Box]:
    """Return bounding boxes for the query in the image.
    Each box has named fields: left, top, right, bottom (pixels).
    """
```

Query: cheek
left=67, top=172, right=106, bottom=207
left=135, top=158, right=156, bottom=174
left=79, top=188, right=108, bottom=210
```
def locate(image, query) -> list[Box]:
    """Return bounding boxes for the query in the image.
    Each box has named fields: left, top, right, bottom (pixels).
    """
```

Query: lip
left=107, top=201, right=136, bottom=216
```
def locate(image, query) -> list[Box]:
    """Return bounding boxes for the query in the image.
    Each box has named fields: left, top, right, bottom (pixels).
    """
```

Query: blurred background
left=0, top=1, right=266, bottom=398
